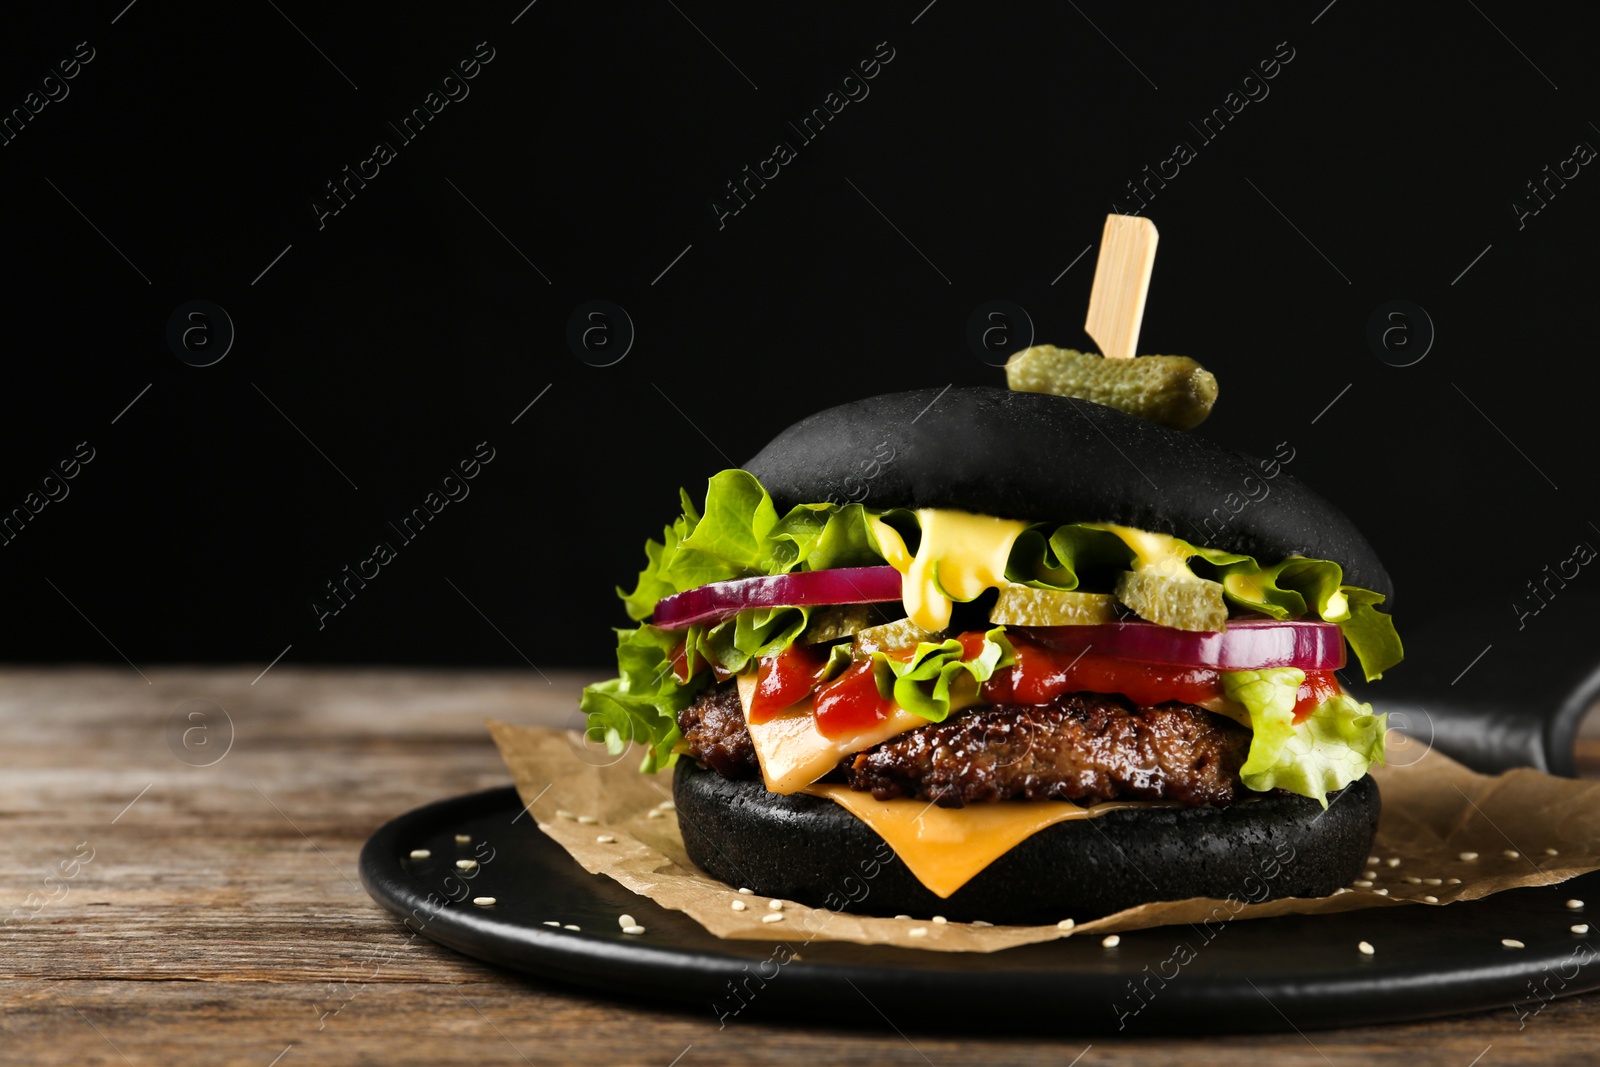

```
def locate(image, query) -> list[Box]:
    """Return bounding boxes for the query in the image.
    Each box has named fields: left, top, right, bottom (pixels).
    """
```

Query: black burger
left=582, top=385, right=1402, bottom=924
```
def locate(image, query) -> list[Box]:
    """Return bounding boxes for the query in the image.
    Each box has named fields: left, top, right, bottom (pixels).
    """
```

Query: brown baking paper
left=488, top=721, right=1600, bottom=953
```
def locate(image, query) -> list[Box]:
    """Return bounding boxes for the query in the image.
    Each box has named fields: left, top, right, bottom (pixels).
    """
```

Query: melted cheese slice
left=736, top=672, right=925, bottom=795
left=869, top=509, right=1028, bottom=630
left=804, top=784, right=1168, bottom=898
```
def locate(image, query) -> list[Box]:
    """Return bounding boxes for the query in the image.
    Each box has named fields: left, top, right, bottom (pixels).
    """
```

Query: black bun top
left=743, top=386, right=1392, bottom=600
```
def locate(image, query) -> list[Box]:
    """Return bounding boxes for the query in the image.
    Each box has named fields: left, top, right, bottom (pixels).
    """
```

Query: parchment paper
left=487, top=721, right=1600, bottom=953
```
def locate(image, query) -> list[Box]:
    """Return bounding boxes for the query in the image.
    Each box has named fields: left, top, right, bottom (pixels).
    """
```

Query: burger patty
left=676, top=681, right=758, bottom=778
left=846, top=698, right=1250, bottom=807
left=676, top=681, right=1251, bottom=807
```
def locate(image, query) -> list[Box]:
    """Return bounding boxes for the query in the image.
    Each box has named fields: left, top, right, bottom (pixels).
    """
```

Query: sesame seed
left=408, top=849, right=431, bottom=860
left=932, top=915, right=948, bottom=925
left=761, top=913, right=784, bottom=924
left=1405, top=876, right=1423, bottom=885
left=596, top=835, right=615, bottom=844
left=895, top=914, right=912, bottom=920
left=1102, top=935, right=1121, bottom=949
left=1459, top=852, right=1478, bottom=861
left=455, top=859, right=478, bottom=870
left=1334, top=887, right=1349, bottom=894
left=1424, top=878, right=1443, bottom=886
left=577, top=815, right=599, bottom=825
left=1367, top=856, right=1380, bottom=865
left=455, top=834, right=472, bottom=845
left=1358, top=941, right=1375, bottom=956
left=1424, top=895, right=1439, bottom=903
left=1057, top=919, right=1076, bottom=931
left=731, top=900, right=747, bottom=911
left=1375, top=888, right=1390, bottom=896
left=1502, top=939, right=1525, bottom=949
left=1385, top=857, right=1401, bottom=868
left=618, top=914, right=635, bottom=928
left=543, top=921, right=559, bottom=927
left=1447, top=878, right=1461, bottom=885
left=564, top=924, right=581, bottom=931
left=1568, top=900, right=1585, bottom=911
left=1364, top=870, right=1378, bottom=879
left=1573, top=924, right=1591, bottom=935
left=1547, top=848, right=1560, bottom=856
left=556, top=810, right=575, bottom=820
left=622, top=925, right=646, bottom=935
left=1353, top=880, right=1374, bottom=888
left=738, top=887, right=754, bottom=895
left=647, top=809, right=665, bottom=819
left=909, top=926, right=928, bottom=937
left=768, top=899, right=784, bottom=911
left=472, top=896, right=496, bottom=906
left=1503, top=850, right=1520, bottom=860
left=971, top=920, right=993, bottom=927
left=658, top=801, right=676, bottom=811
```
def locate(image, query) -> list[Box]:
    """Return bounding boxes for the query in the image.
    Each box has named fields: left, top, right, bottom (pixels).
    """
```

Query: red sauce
left=1293, top=671, right=1341, bottom=723
left=981, top=632, right=1224, bottom=708
left=813, top=657, right=896, bottom=738
left=748, top=642, right=828, bottom=723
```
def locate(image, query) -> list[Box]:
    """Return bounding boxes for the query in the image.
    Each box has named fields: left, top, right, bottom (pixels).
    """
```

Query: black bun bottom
left=674, top=762, right=1380, bottom=924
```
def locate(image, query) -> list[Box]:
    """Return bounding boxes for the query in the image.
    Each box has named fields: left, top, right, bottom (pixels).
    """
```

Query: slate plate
left=360, top=786, right=1600, bottom=1035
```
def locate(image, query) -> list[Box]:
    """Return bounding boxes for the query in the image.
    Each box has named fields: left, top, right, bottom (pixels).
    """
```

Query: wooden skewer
left=1083, top=214, right=1159, bottom=360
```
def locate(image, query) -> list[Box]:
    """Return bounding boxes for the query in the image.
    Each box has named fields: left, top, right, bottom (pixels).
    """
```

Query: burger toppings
left=582, top=468, right=1399, bottom=812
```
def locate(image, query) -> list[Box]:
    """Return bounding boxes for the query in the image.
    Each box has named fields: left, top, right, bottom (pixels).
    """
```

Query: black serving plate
left=359, top=786, right=1600, bottom=1034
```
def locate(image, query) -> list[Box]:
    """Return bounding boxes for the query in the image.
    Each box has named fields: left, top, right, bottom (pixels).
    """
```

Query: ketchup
left=1293, top=671, right=1341, bottom=723
left=747, top=642, right=828, bottom=723
left=981, top=632, right=1224, bottom=708
left=813, top=657, right=896, bottom=738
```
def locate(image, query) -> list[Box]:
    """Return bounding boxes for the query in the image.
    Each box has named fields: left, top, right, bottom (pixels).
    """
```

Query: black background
left=2, top=1, right=1596, bottom=679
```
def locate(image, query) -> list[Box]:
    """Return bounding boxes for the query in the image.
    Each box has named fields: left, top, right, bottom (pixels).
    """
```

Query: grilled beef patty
left=676, top=681, right=1251, bottom=807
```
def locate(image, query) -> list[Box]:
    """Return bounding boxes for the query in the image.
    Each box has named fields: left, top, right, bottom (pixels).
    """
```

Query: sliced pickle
left=801, top=603, right=900, bottom=645
left=1005, top=345, right=1218, bottom=430
left=853, top=617, right=945, bottom=655
left=1113, top=570, right=1228, bottom=632
left=990, top=584, right=1118, bottom=627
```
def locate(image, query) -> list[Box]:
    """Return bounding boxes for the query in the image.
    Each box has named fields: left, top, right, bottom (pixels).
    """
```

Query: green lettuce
left=1004, top=524, right=1135, bottom=591
left=870, top=627, right=1016, bottom=722
left=1223, top=668, right=1387, bottom=807
left=578, top=625, right=693, bottom=773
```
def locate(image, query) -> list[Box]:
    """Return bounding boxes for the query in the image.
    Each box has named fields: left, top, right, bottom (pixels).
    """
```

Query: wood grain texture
left=1, top=666, right=1597, bottom=1066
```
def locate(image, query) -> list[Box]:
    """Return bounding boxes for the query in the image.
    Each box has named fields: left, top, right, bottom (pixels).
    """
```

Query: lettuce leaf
left=578, top=625, right=696, bottom=773
left=1005, top=524, right=1135, bottom=591
left=1223, top=668, right=1387, bottom=807
left=870, top=627, right=1016, bottom=722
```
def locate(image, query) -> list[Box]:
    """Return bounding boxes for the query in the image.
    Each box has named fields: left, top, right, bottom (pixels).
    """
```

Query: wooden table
left=4, top=667, right=1597, bottom=1066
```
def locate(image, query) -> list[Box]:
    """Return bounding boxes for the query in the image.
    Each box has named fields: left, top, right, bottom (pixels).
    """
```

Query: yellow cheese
left=804, top=784, right=1172, bottom=898
left=1095, top=523, right=1194, bottom=578
left=736, top=672, right=925, bottom=794
left=869, top=509, right=1028, bottom=631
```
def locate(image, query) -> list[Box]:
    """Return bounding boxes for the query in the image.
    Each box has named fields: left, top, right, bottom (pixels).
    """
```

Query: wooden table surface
left=4, top=666, right=1599, bottom=1066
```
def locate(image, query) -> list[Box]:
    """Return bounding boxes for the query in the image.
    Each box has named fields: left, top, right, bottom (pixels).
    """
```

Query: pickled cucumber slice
left=1114, top=570, right=1228, bottom=632
left=990, top=584, right=1118, bottom=626
left=801, top=604, right=899, bottom=644
left=1005, top=345, right=1218, bottom=430
left=854, top=618, right=945, bottom=655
